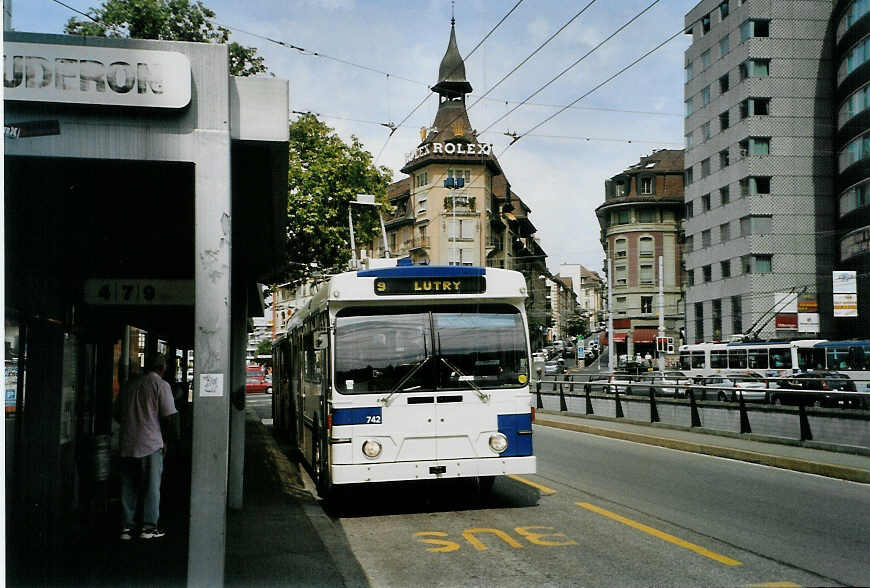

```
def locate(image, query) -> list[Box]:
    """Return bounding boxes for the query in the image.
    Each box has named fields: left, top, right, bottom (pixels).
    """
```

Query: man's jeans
left=120, top=449, right=163, bottom=529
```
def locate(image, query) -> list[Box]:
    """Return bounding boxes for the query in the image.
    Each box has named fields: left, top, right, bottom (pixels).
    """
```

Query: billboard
left=833, top=294, right=858, bottom=317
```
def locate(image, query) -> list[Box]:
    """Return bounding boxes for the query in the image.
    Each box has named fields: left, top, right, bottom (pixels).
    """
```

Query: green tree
left=255, top=338, right=272, bottom=356
left=64, top=0, right=267, bottom=76
left=284, top=114, right=393, bottom=281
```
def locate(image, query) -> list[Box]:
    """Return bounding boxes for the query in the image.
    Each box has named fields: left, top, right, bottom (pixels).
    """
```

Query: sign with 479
left=84, top=279, right=194, bottom=306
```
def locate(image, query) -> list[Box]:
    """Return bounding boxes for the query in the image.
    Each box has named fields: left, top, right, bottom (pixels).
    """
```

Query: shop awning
left=611, top=333, right=627, bottom=343
left=632, top=328, right=658, bottom=343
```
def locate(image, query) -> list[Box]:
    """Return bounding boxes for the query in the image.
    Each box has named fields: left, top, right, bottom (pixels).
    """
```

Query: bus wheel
left=312, top=420, right=331, bottom=500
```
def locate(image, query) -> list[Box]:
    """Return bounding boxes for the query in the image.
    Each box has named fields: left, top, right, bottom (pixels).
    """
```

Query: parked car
left=635, top=370, right=693, bottom=397
left=772, top=372, right=865, bottom=409
left=696, top=371, right=769, bottom=402
left=584, top=348, right=597, bottom=362
left=562, top=342, right=575, bottom=359
left=245, top=365, right=271, bottom=394
left=543, top=358, right=565, bottom=376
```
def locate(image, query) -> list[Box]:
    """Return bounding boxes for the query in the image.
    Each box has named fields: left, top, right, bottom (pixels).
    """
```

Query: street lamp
left=348, top=194, right=390, bottom=269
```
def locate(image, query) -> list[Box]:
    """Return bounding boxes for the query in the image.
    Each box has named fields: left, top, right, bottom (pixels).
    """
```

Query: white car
left=697, top=371, right=770, bottom=402
left=635, top=371, right=692, bottom=397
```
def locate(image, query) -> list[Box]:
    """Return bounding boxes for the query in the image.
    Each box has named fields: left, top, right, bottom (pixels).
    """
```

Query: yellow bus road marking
left=577, top=502, right=743, bottom=567
left=506, top=474, right=557, bottom=495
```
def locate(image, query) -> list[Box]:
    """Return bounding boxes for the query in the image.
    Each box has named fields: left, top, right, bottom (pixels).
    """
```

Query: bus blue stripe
left=333, top=407, right=382, bottom=425
left=498, top=413, right=533, bottom=457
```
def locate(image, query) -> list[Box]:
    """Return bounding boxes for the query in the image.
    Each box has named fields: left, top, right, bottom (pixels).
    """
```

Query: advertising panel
left=797, top=313, right=820, bottom=334
left=832, top=271, right=857, bottom=294
left=833, top=293, right=858, bottom=317
left=775, top=313, right=798, bottom=331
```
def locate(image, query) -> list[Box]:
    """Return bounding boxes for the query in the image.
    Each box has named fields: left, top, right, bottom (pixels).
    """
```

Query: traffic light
left=656, top=336, right=675, bottom=353
left=667, top=337, right=675, bottom=354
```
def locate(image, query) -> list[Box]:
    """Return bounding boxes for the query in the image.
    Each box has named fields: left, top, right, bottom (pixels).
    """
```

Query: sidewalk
left=536, top=410, right=870, bottom=483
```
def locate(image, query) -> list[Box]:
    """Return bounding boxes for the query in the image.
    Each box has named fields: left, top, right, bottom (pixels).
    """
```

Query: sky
left=11, top=0, right=697, bottom=276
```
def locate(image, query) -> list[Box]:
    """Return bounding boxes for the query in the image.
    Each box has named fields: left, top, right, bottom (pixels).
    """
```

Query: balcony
left=407, top=236, right=430, bottom=251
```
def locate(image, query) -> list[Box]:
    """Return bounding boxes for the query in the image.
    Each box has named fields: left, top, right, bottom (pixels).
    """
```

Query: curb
left=535, top=417, right=870, bottom=484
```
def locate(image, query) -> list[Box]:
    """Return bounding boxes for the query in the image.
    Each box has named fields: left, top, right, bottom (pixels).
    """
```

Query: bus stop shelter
left=4, top=32, right=289, bottom=586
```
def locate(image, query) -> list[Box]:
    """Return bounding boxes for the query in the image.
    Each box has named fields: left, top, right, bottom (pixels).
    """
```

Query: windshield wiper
left=439, top=356, right=490, bottom=402
left=379, top=356, right=431, bottom=406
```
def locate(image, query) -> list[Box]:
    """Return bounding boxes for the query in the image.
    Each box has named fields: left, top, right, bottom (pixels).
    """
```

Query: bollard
left=584, top=383, right=594, bottom=415
left=559, top=382, right=568, bottom=412
left=536, top=381, right=543, bottom=409
left=688, top=388, right=701, bottom=427
left=568, top=375, right=575, bottom=394
left=737, top=390, right=752, bottom=434
left=614, top=390, right=624, bottom=418
left=648, top=387, right=660, bottom=423
left=798, top=403, right=813, bottom=441
left=553, top=375, right=559, bottom=392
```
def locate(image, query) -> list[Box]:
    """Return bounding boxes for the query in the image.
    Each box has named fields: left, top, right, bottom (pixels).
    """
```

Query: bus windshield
left=334, top=304, right=528, bottom=394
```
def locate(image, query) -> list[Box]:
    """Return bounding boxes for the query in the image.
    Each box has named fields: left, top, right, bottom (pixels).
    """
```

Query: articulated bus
left=272, top=262, right=536, bottom=500
left=679, top=339, right=870, bottom=392
left=679, top=340, right=826, bottom=380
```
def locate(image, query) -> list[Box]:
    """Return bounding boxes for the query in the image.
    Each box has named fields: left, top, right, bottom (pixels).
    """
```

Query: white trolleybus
left=272, top=261, right=536, bottom=499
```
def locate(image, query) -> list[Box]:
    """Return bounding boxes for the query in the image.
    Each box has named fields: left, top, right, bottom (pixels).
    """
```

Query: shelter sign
left=4, top=42, right=191, bottom=108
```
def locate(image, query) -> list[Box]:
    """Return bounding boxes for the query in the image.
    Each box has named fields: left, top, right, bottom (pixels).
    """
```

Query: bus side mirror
left=314, top=330, right=329, bottom=351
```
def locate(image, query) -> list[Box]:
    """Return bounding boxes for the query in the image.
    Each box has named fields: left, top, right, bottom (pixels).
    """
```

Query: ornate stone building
left=596, top=149, right=686, bottom=357
left=374, top=20, right=553, bottom=348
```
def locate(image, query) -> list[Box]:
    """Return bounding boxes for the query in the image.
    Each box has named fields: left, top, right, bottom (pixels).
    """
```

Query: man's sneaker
left=139, top=527, right=166, bottom=540
left=120, top=528, right=134, bottom=541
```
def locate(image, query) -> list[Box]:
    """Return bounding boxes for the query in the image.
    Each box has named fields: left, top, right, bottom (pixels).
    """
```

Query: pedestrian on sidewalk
left=114, top=353, right=179, bottom=541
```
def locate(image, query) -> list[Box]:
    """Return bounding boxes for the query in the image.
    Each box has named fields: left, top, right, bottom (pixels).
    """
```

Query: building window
left=720, top=222, right=730, bottom=242
left=686, top=132, right=695, bottom=150
left=740, top=19, right=769, bottom=42
left=744, top=137, right=770, bottom=156
left=640, top=176, right=653, bottom=194
left=686, top=167, right=694, bottom=185
left=719, top=1, right=729, bottom=20
left=839, top=35, right=870, bottom=83
left=719, top=34, right=730, bottom=58
left=615, top=265, right=627, bottom=286
left=447, top=169, right=471, bottom=182
left=685, top=60, right=694, bottom=82
left=701, top=49, right=711, bottom=70
left=739, top=59, right=770, bottom=80
left=616, top=296, right=627, bottom=307
left=702, top=193, right=711, bottom=212
left=686, top=201, right=694, bottom=218
left=701, top=158, right=711, bottom=177
left=701, top=121, right=711, bottom=142
left=732, top=296, right=742, bottom=334
left=740, top=215, right=772, bottom=235
left=739, top=97, right=770, bottom=118
left=721, top=259, right=731, bottom=278
left=637, top=208, right=656, bottom=222
left=719, top=149, right=730, bottom=169
left=754, top=255, right=772, bottom=273
left=685, top=235, right=693, bottom=253
left=639, top=236, right=654, bottom=257
left=639, top=264, right=654, bottom=285
left=839, top=84, right=870, bottom=128
left=838, top=132, right=870, bottom=172
left=615, top=238, right=627, bottom=258
left=688, top=268, right=695, bottom=286
left=415, top=172, right=429, bottom=187
left=695, top=303, right=705, bottom=342
left=702, top=13, right=711, bottom=34
left=839, top=181, right=870, bottom=216
left=614, top=210, right=629, bottom=225
left=741, top=176, right=770, bottom=196
left=719, top=110, right=730, bottom=131
left=718, top=74, right=729, bottom=96
left=702, top=230, right=712, bottom=248
left=703, top=264, right=713, bottom=282
left=840, top=226, right=870, bottom=261
left=720, top=185, right=730, bottom=205
left=641, top=296, right=653, bottom=314
left=701, top=85, right=711, bottom=107
left=686, top=97, right=694, bottom=117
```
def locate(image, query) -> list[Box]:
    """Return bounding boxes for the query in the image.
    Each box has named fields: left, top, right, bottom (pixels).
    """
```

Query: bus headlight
left=489, top=433, right=508, bottom=454
left=362, top=440, right=382, bottom=458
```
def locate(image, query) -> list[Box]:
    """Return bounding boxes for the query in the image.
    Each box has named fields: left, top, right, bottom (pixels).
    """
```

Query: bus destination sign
left=374, top=277, right=485, bottom=296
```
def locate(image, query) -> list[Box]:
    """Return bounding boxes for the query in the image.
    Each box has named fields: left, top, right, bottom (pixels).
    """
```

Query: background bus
left=272, top=262, right=536, bottom=500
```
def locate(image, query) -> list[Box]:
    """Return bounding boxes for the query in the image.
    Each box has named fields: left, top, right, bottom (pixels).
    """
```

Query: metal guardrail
left=533, top=373, right=870, bottom=446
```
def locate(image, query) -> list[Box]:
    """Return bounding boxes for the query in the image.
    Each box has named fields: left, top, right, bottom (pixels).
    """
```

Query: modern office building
left=596, top=149, right=686, bottom=357
left=683, top=0, right=836, bottom=343
left=833, top=0, right=870, bottom=335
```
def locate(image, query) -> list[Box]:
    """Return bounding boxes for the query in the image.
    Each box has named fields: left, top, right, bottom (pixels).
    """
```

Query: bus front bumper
left=332, top=456, right=536, bottom=485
